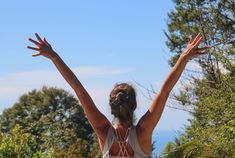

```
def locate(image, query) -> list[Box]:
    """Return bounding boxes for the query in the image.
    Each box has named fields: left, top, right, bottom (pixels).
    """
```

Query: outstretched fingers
left=194, top=33, right=202, bottom=42
left=35, top=33, right=44, bottom=44
left=27, top=37, right=41, bottom=53
left=27, top=46, right=41, bottom=57
left=196, top=46, right=211, bottom=54
left=27, top=46, right=40, bottom=51
left=194, top=36, right=203, bottom=48
left=32, top=53, right=41, bottom=57
left=188, top=33, right=203, bottom=53
left=193, top=46, right=211, bottom=58
left=43, top=37, right=51, bottom=47
left=190, top=33, right=202, bottom=44
left=189, top=35, right=194, bottom=44
left=27, top=33, right=54, bottom=58
left=197, top=46, right=211, bottom=51
left=27, top=34, right=43, bottom=51
left=184, top=33, right=211, bottom=59
left=27, top=33, right=49, bottom=50
left=28, top=38, right=41, bottom=46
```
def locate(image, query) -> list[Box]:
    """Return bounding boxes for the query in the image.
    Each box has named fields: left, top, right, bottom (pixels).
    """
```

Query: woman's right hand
left=27, top=33, right=57, bottom=59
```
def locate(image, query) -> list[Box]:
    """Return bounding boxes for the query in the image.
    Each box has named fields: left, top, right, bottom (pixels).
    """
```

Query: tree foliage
left=0, top=124, right=54, bottom=158
left=0, top=86, right=102, bottom=158
left=161, top=0, right=235, bottom=157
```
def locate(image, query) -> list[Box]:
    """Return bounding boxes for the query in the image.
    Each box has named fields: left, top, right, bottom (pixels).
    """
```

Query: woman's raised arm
left=137, top=33, right=210, bottom=135
left=27, top=33, right=111, bottom=144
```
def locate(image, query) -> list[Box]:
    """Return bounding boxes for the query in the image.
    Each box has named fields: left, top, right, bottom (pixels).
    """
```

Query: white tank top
left=102, top=125, right=151, bottom=158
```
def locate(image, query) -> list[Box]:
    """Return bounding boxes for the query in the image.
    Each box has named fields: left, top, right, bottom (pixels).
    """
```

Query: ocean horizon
left=151, top=130, right=183, bottom=157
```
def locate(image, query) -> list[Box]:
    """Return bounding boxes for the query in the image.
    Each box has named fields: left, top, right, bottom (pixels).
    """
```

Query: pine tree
left=161, top=0, right=235, bottom=157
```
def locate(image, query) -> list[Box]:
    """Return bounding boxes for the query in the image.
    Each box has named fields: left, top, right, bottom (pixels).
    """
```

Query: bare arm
left=27, top=33, right=111, bottom=144
left=138, top=33, right=210, bottom=134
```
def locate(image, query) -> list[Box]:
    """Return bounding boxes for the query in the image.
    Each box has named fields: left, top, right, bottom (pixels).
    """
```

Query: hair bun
left=110, top=90, right=130, bottom=107
left=109, top=83, right=137, bottom=121
left=116, top=91, right=129, bottom=103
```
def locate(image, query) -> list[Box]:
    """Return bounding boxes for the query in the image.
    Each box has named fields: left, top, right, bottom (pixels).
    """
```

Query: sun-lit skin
left=27, top=32, right=210, bottom=156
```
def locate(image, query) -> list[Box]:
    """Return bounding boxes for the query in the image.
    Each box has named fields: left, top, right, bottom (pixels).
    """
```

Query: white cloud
left=0, top=66, right=132, bottom=98
left=0, top=66, right=132, bottom=114
left=0, top=65, right=192, bottom=131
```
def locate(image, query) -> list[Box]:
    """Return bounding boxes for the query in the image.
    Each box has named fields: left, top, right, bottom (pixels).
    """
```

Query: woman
left=27, top=33, right=210, bottom=158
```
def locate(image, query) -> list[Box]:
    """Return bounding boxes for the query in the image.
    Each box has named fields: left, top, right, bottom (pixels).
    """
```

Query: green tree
left=0, top=124, right=54, bottom=158
left=0, top=86, right=101, bottom=157
left=161, top=0, right=235, bottom=157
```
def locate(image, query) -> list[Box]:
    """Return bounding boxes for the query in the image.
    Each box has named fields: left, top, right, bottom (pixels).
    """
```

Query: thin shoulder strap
left=128, top=126, right=152, bottom=157
left=102, top=126, right=115, bottom=156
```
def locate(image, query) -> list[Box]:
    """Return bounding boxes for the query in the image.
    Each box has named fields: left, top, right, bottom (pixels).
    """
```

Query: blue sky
left=0, top=0, right=197, bottom=156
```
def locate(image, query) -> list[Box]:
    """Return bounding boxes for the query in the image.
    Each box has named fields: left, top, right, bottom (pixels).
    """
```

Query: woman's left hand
left=182, top=32, right=211, bottom=60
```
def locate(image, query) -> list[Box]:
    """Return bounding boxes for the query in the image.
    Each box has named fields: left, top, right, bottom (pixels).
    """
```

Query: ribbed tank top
left=102, top=125, right=151, bottom=158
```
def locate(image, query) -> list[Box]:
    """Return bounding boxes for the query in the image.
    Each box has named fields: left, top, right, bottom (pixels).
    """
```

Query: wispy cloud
left=0, top=66, right=132, bottom=112
left=0, top=66, right=133, bottom=119
left=0, top=65, right=192, bottom=131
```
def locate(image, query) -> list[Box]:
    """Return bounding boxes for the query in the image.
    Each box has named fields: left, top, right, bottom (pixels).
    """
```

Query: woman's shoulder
left=135, top=124, right=152, bottom=154
left=97, top=123, right=113, bottom=151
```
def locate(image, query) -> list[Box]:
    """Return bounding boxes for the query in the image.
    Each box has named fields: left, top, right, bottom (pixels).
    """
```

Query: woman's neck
left=114, top=118, right=133, bottom=129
